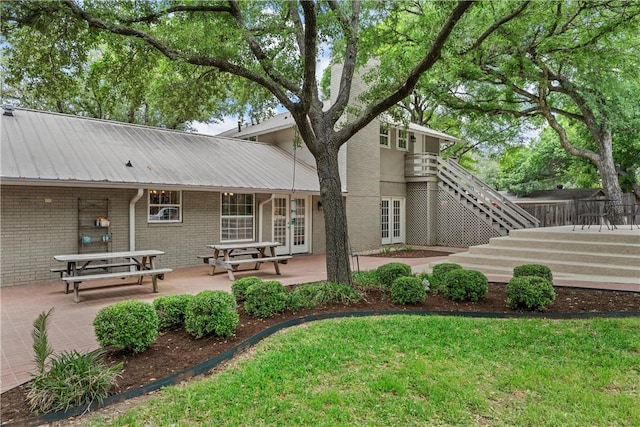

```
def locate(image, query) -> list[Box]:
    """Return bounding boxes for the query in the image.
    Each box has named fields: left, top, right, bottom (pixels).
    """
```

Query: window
left=398, top=129, right=408, bottom=151
left=221, top=193, right=254, bottom=241
left=379, top=124, right=389, bottom=147
left=148, top=190, right=181, bottom=222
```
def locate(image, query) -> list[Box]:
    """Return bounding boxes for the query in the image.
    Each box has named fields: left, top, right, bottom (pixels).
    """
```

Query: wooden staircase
left=436, top=158, right=540, bottom=235
left=439, top=226, right=640, bottom=286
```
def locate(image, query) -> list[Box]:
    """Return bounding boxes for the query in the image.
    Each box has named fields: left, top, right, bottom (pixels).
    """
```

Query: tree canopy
left=3, top=1, right=637, bottom=284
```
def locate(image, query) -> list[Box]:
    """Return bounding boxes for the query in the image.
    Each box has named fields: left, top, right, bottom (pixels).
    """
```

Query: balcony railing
left=404, top=153, right=438, bottom=181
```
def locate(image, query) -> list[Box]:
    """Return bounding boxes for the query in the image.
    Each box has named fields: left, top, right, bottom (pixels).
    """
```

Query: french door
left=273, top=196, right=310, bottom=254
left=381, top=198, right=405, bottom=245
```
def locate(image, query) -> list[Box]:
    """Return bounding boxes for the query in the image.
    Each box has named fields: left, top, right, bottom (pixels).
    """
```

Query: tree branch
left=335, top=0, right=474, bottom=145
left=59, top=0, right=296, bottom=111
left=118, top=5, right=232, bottom=24
left=462, top=1, right=530, bottom=54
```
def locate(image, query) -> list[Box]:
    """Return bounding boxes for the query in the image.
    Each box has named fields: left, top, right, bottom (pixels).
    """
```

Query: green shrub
left=28, top=309, right=122, bottom=414
left=28, top=349, right=122, bottom=414
left=442, top=269, right=488, bottom=302
left=154, top=294, right=194, bottom=330
left=232, top=276, right=263, bottom=301
left=506, top=276, right=556, bottom=311
left=352, top=270, right=380, bottom=288
left=93, top=300, right=159, bottom=354
left=390, top=276, right=427, bottom=305
left=513, top=264, right=553, bottom=282
left=430, top=263, right=463, bottom=291
left=288, top=281, right=361, bottom=310
left=244, top=280, right=288, bottom=318
left=376, top=262, right=413, bottom=288
left=184, top=290, right=239, bottom=338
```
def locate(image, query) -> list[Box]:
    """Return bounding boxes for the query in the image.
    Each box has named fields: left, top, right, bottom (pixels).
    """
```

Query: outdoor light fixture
left=317, top=200, right=323, bottom=211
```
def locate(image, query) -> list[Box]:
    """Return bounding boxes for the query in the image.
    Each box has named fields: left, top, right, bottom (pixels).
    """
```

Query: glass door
left=273, top=196, right=310, bottom=254
left=381, top=198, right=405, bottom=245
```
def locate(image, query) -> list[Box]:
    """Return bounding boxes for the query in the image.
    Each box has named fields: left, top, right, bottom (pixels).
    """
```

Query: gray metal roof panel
left=1, top=109, right=320, bottom=193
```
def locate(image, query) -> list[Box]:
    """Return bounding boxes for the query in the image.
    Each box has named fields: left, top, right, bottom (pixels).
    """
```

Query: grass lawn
left=90, top=315, right=639, bottom=426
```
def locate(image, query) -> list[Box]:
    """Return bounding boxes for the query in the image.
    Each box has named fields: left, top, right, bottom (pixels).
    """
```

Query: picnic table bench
left=205, top=241, right=292, bottom=280
left=53, top=250, right=172, bottom=303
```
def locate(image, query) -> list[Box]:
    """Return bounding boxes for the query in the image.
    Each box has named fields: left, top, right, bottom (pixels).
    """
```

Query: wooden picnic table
left=53, top=250, right=171, bottom=302
left=205, top=241, right=292, bottom=280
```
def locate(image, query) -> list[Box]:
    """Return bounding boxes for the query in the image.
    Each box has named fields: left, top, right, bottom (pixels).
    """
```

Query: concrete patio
left=2, top=242, right=638, bottom=394
left=1, top=252, right=450, bottom=393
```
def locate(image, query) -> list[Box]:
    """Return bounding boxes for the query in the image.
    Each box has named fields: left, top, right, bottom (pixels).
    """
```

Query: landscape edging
left=4, top=309, right=640, bottom=426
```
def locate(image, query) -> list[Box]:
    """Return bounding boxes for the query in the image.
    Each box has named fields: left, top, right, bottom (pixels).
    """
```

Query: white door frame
left=381, top=197, right=405, bottom=245
left=272, top=195, right=311, bottom=254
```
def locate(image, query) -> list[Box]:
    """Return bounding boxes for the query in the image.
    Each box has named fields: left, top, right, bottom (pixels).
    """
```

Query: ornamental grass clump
left=442, top=269, right=488, bottom=302
left=288, top=281, right=361, bottom=310
left=376, top=262, right=413, bottom=289
left=93, top=300, right=159, bottom=354
left=430, top=263, right=463, bottom=291
left=231, top=276, right=263, bottom=301
left=184, top=290, right=239, bottom=338
left=513, top=264, right=553, bottom=283
left=506, top=276, right=556, bottom=311
left=154, top=294, right=194, bottom=331
left=28, top=309, right=122, bottom=414
left=390, top=276, right=427, bottom=305
left=352, top=269, right=379, bottom=288
left=244, top=280, right=288, bottom=318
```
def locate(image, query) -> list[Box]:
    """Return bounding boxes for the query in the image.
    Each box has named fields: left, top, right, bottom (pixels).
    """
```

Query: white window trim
left=379, top=124, right=390, bottom=148
left=397, top=129, right=408, bottom=151
left=148, top=190, right=182, bottom=223
left=220, top=192, right=255, bottom=242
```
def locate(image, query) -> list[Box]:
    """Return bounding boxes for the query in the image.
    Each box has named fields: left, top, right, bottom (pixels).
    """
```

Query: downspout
left=129, top=188, right=144, bottom=252
left=258, top=194, right=276, bottom=243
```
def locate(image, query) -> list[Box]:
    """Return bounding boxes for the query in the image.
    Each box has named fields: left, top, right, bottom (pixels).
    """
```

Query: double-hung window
left=397, top=129, right=408, bottom=151
left=221, top=193, right=254, bottom=241
left=379, top=124, right=389, bottom=147
left=148, top=190, right=182, bottom=223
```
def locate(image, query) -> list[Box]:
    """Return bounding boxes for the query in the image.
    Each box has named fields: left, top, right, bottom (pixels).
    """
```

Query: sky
left=191, top=51, right=332, bottom=136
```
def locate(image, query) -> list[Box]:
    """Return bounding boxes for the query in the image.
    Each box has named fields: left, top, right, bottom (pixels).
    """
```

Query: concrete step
left=509, top=226, right=640, bottom=245
left=466, top=244, right=640, bottom=267
left=488, top=237, right=640, bottom=256
left=445, top=251, right=639, bottom=280
left=429, top=261, right=640, bottom=286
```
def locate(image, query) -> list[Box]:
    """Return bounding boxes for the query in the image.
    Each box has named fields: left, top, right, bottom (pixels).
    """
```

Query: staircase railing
left=437, top=158, right=540, bottom=230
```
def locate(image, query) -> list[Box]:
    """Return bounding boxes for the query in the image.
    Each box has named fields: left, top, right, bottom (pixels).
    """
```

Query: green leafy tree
left=2, top=1, right=533, bottom=284
left=438, top=1, right=640, bottom=204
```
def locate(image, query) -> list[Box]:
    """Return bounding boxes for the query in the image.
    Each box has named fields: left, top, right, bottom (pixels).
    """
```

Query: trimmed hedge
left=442, top=269, right=488, bottom=302
left=430, top=263, right=463, bottom=291
left=93, top=300, right=159, bottom=354
left=376, top=262, right=413, bottom=288
left=184, top=290, right=239, bottom=338
left=506, top=276, right=556, bottom=311
left=244, top=280, right=288, bottom=318
left=390, top=276, right=427, bottom=305
left=154, top=294, right=194, bottom=330
left=232, top=276, right=263, bottom=301
left=513, top=264, right=553, bottom=282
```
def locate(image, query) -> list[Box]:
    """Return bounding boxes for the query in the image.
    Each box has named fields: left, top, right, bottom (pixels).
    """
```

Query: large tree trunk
left=315, top=145, right=352, bottom=285
left=596, top=131, right=623, bottom=204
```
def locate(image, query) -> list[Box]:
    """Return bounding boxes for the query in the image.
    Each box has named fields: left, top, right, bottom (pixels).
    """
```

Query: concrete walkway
left=1, top=249, right=636, bottom=393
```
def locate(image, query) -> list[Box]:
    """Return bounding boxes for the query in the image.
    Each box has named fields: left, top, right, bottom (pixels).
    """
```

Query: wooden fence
left=517, top=194, right=637, bottom=227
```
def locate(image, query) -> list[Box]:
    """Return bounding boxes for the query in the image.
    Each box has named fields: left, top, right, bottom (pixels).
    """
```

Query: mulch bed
left=2, top=251, right=639, bottom=425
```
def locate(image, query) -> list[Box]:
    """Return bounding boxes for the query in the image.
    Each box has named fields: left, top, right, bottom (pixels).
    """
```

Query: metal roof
left=220, top=110, right=461, bottom=143
left=1, top=108, right=320, bottom=193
